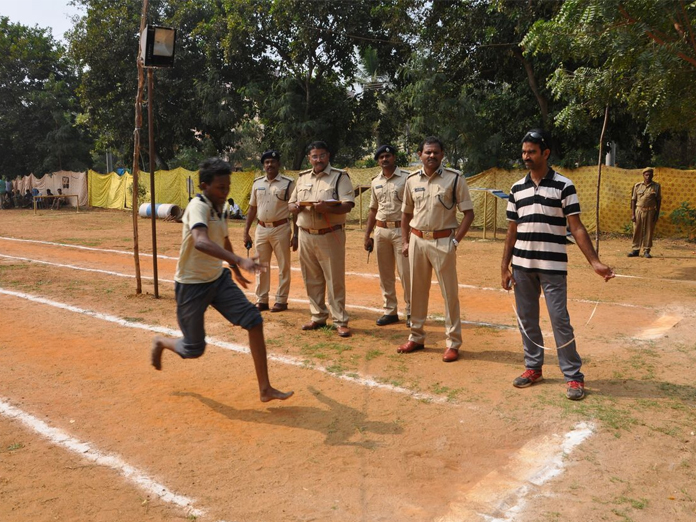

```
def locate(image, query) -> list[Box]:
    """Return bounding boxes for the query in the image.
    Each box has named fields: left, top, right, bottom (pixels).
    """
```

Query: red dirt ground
left=1, top=207, right=695, bottom=521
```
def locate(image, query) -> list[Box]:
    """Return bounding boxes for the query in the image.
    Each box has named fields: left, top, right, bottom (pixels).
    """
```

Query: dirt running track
left=1, top=208, right=696, bottom=521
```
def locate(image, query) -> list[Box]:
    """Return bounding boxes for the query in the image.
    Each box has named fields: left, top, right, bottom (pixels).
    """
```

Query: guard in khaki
left=289, top=141, right=355, bottom=338
left=364, top=144, right=411, bottom=326
left=398, top=137, right=475, bottom=362
left=244, top=150, right=297, bottom=312
left=628, top=168, right=661, bottom=259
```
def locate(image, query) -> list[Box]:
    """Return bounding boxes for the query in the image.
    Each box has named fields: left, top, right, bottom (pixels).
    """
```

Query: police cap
left=374, top=144, right=397, bottom=161
left=260, top=150, right=281, bottom=164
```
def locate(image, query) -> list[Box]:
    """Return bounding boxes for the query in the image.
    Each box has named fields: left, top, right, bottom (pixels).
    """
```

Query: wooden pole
left=130, top=0, right=148, bottom=294
left=148, top=68, right=159, bottom=298
left=595, top=104, right=610, bottom=254
left=493, top=196, right=498, bottom=240
left=359, top=185, right=363, bottom=229
left=483, top=191, right=488, bottom=239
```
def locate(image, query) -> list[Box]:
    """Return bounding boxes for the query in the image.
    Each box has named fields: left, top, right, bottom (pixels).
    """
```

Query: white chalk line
left=0, top=287, right=450, bottom=405
left=0, top=398, right=207, bottom=519
left=478, top=422, right=595, bottom=522
left=0, top=252, right=513, bottom=330
left=0, top=236, right=667, bottom=308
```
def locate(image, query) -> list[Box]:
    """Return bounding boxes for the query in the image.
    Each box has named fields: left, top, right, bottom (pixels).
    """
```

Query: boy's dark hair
left=521, top=128, right=551, bottom=152
left=417, top=136, right=444, bottom=154
left=199, top=158, right=232, bottom=186
left=306, top=141, right=330, bottom=155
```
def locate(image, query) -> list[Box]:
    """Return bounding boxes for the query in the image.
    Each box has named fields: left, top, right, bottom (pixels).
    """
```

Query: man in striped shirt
left=501, top=129, right=614, bottom=400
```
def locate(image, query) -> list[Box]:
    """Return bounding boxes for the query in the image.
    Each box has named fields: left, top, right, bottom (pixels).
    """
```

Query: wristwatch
left=452, top=238, right=459, bottom=247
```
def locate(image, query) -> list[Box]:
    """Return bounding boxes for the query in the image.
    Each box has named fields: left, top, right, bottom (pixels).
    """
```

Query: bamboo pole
left=147, top=68, right=159, bottom=298
left=595, top=104, right=610, bottom=254
left=130, top=0, right=149, bottom=294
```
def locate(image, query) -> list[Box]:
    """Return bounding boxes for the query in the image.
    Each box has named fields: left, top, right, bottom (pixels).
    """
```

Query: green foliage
left=525, top=0, right=696, bottom=163
left=669, top=201, right=696, bottom=241
left=0, top=17, right=92, bottom=177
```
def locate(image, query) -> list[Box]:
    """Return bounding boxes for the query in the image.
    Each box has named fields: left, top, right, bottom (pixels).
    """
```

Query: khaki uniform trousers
left=375, top=226, right=410, bottom=316
left=254, top=222, right=292, bottom=305
left=299, top=228, right=349, bottom=326
left=631, top=208, right=657, bottom=252
left=408, top=234, right=462, bottom=349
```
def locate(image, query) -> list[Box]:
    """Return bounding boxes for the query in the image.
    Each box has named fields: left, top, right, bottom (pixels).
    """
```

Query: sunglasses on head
left=523, top=131, right=548, bottom=149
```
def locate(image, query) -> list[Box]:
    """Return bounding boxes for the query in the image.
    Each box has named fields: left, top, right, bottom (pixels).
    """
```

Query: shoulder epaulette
left=253, top=175, right=265, bottom=182
left=443, top=167, right=462, bottom=176
left=298, top=169, right=312, bottom=176
left=331, top=167, right=349, bottom=177
left=407, top=170, right=422, bottom=179
left=399, top=168, right=412, bottom=176
left=280, top=174, right=294, bottom=182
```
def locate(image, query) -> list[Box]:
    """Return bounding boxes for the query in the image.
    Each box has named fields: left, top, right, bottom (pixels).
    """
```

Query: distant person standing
left=502, top=129, right=614, bottom=401
left=288, top=141, right=355, bottom=338
left=244, top=150, right=298, bottom=312
left=628, top=168, right=661, bottom=258
left=398, top=136, right=475, bottom=362
left=364, top=145, right=411, bottom=327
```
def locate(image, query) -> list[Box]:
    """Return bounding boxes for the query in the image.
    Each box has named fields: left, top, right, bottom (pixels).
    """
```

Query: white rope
left=508, top=288, right=601, bottom=352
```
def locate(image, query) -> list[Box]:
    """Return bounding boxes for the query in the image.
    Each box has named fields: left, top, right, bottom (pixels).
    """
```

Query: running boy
left=151, top=158, right=293, bottom=403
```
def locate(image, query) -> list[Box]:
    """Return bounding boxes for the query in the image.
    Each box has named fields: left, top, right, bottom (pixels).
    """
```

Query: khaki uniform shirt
left=249, top=174, right=295, bottom=223
left=175, top=194, right=228, bottom=284
left=289, top=164, right=355, bottom=229
left=402, top=167, right=474, bottom=231
left=369, top=168, right=410, bottom=221
left=632, top=181, right=661, bottom=210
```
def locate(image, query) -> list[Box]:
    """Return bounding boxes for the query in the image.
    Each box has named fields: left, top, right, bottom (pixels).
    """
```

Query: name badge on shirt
left=257, top=187, right=266, bottom=191
left=375, top=184, right=383, bottom=189
left=414, top=187, right=426, bottom=192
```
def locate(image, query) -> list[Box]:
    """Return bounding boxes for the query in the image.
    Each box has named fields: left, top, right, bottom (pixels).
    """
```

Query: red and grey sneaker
left=566, top=381, right=585, bottom=401
left=512, top=369, right=543, bottom=388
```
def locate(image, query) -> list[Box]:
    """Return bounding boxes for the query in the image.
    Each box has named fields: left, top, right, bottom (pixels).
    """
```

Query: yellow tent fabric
left=87, top=165, right=696, bottom=237
left=467, top=166, right=696, bottom=236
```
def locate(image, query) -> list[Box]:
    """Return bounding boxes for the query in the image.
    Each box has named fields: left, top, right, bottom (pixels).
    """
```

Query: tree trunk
left=512, top=47, right=549, bottom=128
left=595, top=104, right=610, bottom=253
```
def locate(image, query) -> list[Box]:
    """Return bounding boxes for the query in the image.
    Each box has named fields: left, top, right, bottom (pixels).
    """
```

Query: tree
left=223, top=0, right=418, bottom=169
left=524, top=0, right=696, bottom=165
left=399, top=0, right=566, bottom=173
left=68, top=0, right=254, bottom=169
left=0, top=17, right=92, bottom=178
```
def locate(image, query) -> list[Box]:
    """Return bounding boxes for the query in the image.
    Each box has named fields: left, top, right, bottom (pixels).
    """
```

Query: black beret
left=374, top=144, right=397, bottom=160
left=260, top=150, right=281, bottom=163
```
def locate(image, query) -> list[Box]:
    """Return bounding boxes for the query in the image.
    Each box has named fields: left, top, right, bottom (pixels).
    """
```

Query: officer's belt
left=636, top=206, right=657, bottom=211
left=410, top=228, right=454, bottom=240
left=376, top=220, right=401, bottom=228
left=258, top=218, right=289, bottom=228
left=300, top=224, right=344, bottom=235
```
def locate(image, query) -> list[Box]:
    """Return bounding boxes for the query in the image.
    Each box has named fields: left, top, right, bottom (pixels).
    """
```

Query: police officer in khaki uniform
left=244, top=150, right=298, bottom=312
left=628, top=168, right=661, bottom=258
left=289, top=141, right=355, bottom=337
left=398, top=136, right=474, bottom=362
left=364, top=144, right=411, bottom=326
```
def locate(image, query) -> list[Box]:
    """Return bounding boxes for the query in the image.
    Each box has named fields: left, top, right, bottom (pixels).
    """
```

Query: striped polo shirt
left=506, top=168, right=580, bottom=275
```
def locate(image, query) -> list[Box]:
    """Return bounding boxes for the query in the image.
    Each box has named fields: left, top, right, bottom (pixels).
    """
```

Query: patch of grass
left=59, top=237, right=104, bottom=247
left=365, top=349, right=383, bottom=361
left=7, top=442, right=24, bottom=451
left=658, top=382, right=696, bottom=401
left=430, top=382, right=464, bottom=402
left=123, top=317, right=145, bottom=323
left=614, top=496, right=648, bottom=509
left=326, top=362, right=347, bottom=375
left=537, top=394, right=638, bottom=434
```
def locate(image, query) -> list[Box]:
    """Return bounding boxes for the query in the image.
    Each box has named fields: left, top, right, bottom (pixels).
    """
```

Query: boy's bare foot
left=260, top=387, right=294, bottom=402
left=151, top=336, right=165, bottom=370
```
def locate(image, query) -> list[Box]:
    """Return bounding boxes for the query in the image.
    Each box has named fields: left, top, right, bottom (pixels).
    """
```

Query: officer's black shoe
left=376, top=314, right=399, bottom=326
left=644, top=251, right=652, bottom=258
left=627, top=250, right=640, bottom=257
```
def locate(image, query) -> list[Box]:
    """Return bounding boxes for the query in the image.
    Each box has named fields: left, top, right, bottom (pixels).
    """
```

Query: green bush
left=669, top=201, right=696, bottom=241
